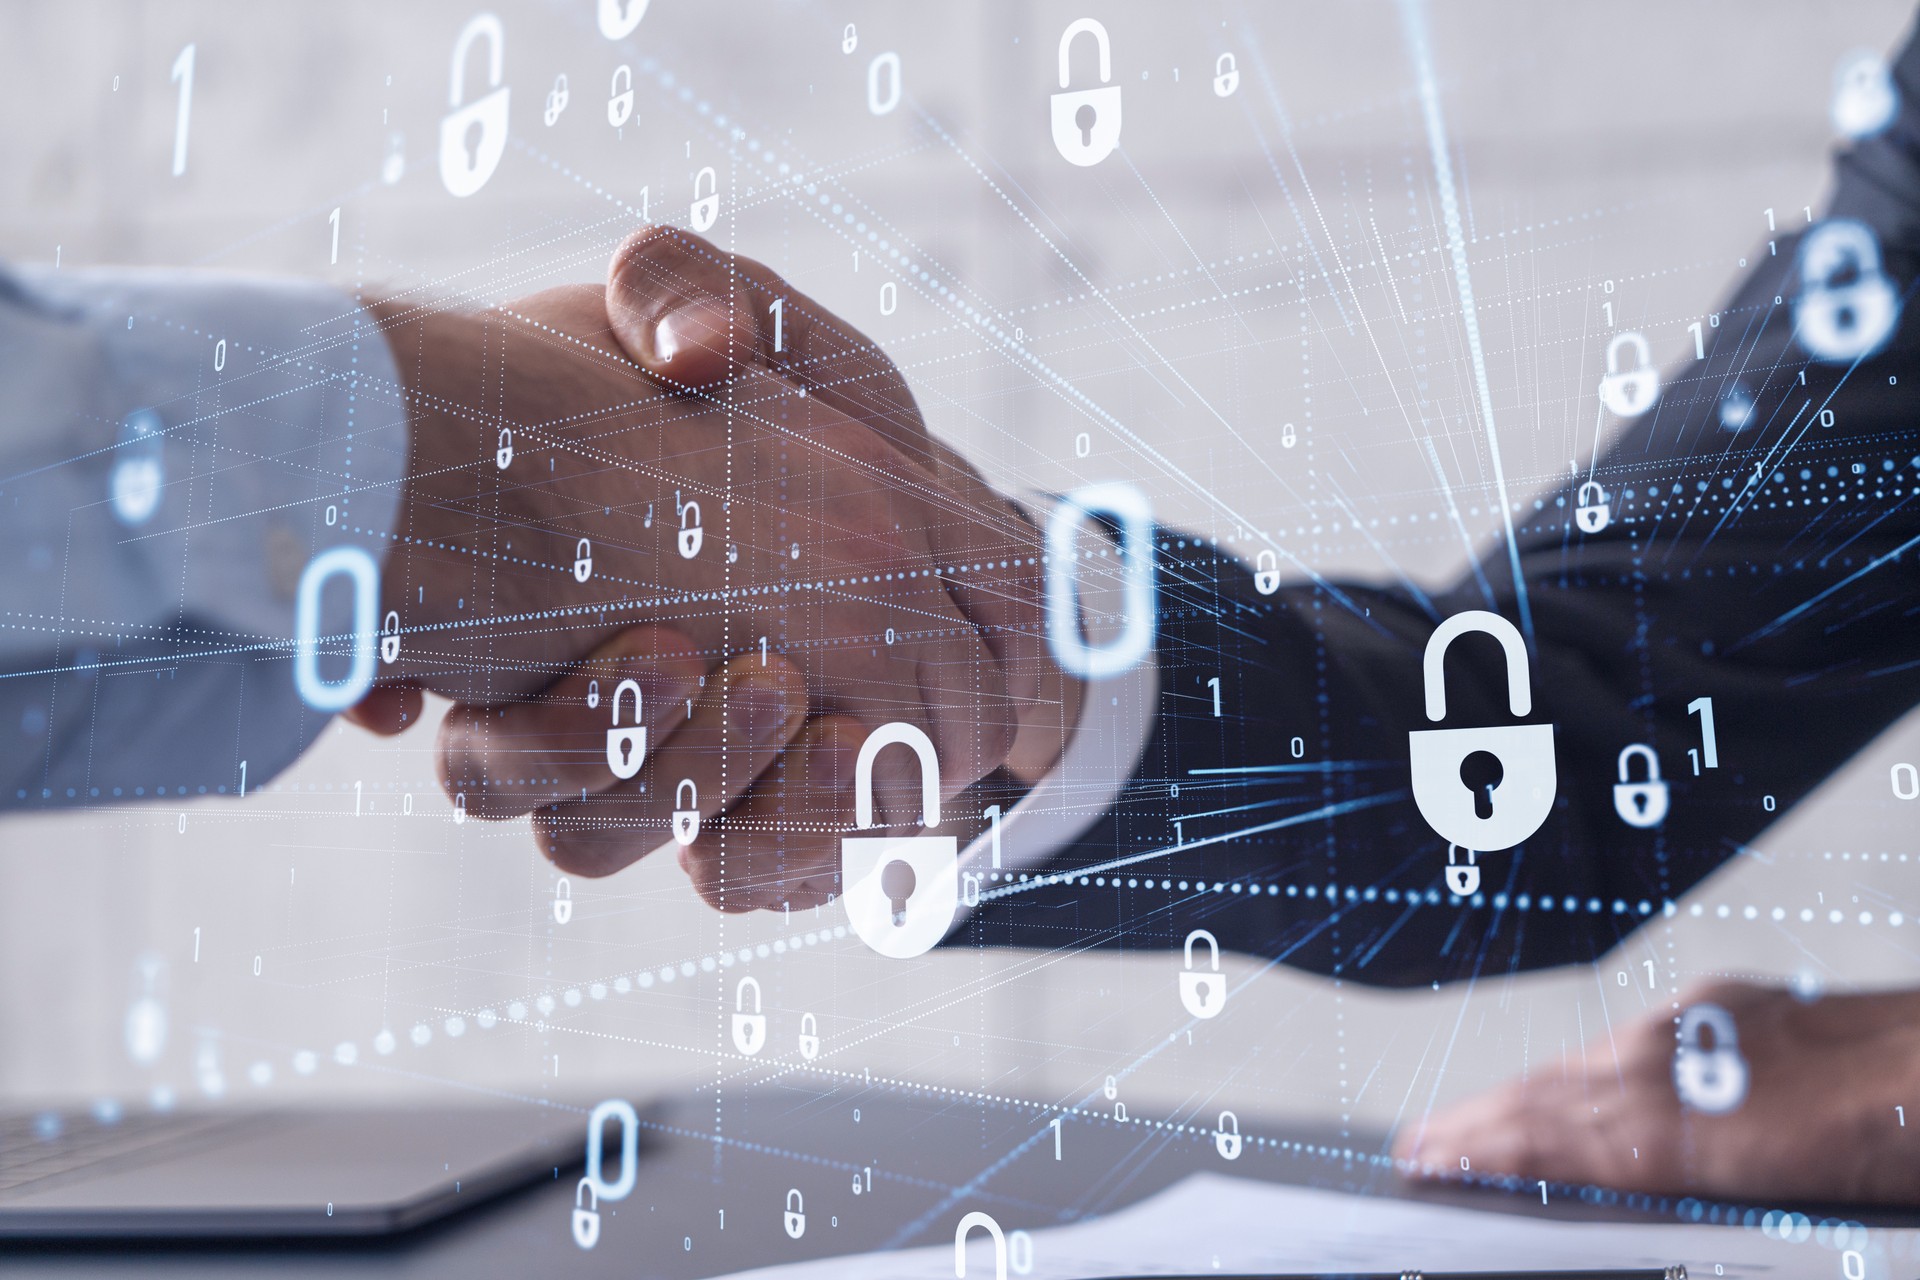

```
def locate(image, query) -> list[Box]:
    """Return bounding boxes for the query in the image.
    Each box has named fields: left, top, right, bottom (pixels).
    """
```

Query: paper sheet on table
left=722, top=1171, right=1875, bottom=1277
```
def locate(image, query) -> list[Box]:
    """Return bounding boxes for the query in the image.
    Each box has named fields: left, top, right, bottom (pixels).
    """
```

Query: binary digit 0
left=867, top=51, right=900, bottom=115
left=1893, top=762, right=1919, bottom=800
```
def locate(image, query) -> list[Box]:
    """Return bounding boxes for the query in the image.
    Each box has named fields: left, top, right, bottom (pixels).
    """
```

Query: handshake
left=346, top=229, right=1082, bottom=914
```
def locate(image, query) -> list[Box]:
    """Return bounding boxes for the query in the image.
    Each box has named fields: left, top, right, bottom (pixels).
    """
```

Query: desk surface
left=0, top=1083, right=1906, bottom=1278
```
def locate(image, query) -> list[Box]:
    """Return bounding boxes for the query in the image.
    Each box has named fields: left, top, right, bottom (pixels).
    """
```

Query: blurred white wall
left=3, top=0, right=1918, bottom=1142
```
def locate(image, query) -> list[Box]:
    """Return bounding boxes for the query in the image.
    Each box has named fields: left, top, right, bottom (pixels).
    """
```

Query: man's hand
left=1393, top=980, right=1920, bottom=1205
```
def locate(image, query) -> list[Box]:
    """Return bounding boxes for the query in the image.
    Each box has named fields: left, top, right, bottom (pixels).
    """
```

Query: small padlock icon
left=380, top=610, right=401, bottom=665
left=840, top=722, right=960, bottom=959
left=1214, top=1110, right=1242, bottom=1160
left=597, top=0, right=647, bottom=40
left=1444, top=844, right=1480, bottom=897
left=678, top=500, right=704, bottom=558
left=798, top=1012, right=820, bottom=1060
left=110, top=409, right=165, bottom=527
left=1832, top=51, right=1898, bottom=140
left=1281, top=421, right=1297, bottom=448
left=381, top=130, right=406, bottom=185
left=586, top=679, right=601, bottom=709
left=496, top=427, right=513, bottom=470
left=438, top=13, right=509, bottom=199
left=543, top=74, right=568, bottom=127
left=1213, top=53, right=1239, bottom=98
left=1575, top=480, right=1610, bottom=534
left=571, top=1177, right=600, bottom=1249
left=1612, top=743, right=1669, bottom=829
left=784, top=1188, right=806, bottom=1239
left=1253, top=549, right=1280, bottom=595
left=1179, top=928, right=1226, bottom=1019
left=1795, top=218, right=1899, bottom=363
left=1672, top=1002, right=1748, bottom=1115
left=606, top=678, right=645, bottom=780
left=672, top=779, right=700, bottom=846
left=1719, top=384, right=1756, bottom=432
left=1597, top=331, right=1659, bottom=418
left=732, top=976, right=766, bottom=1055
left=691, top=167, right=719, bottom=233
left=1407, top=610, right=1557, bottom=851
left=608, top=65, right=633, bottom=127
left=841, top=22, right=857, bottom=54
left=553, top=877, right=573, bottom=925
left=574, top=537, right=593, bottom=583
left=1050, top=18, right=1122, bottom=166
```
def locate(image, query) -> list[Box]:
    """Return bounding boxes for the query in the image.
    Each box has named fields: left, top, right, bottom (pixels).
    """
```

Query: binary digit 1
left=170, top=43, right=195, bottom=176
left=329, top=207, right=340, bottom=265
left=1207, top=676, right=1221, bottom=717
left=1049, top=1115, right=1062, bottom=1161
left=1687, top=321, right=1703, bottom=360
left=1687, top=696, right=1719, bottom=769
left=769, top=297, right=784, bottom=352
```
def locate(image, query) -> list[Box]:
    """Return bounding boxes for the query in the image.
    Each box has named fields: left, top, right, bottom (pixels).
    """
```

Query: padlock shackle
left=955, top=1210, right=1008, bottom=1278
left=1446, top=843, right=1475, bottom=866
left=1216, top=53, right=1235, bottom=75
left=499, top=427, right=512, bottom=445
left=1256, top=548, right=1278, bottom=570
left=736, top=974, right=761, bottom=1013
left=577, top=536, right=591, bottom=557
left=1422, top=609, right=1532, bottom=722
left=786, top=1188, right=803, bottom=1212
left=1183, top=928, right=1220, bottom=971
left=384, top=610, right=400, bottom=632
left=676, top=778, right=697, bottom=809
left=575, top=1177, right=597, bottom=1210
left=1605, top=331, right=1651, bottom=374
left=555, top=877, right=571, bottom=899
left=681, top=497, right=702, bottom=525
left=448, top=12, right=505, bottom=108
left=853, top=721, right=942, bottom=829
left=1577, top=480, right=1605, bottom=506
left=1218, top=1109, right=1238, bottom=1134
left=611, top=64, right=631, bottom=94
left=610, top=678, right=643, bottom=727
left=1679, top=1001, right=1738, bottom=1051
left=800, top=1011, right=817, bottom=1035
left=1057, top=18, right=1112, bottom=89
left=1616, top=742, right=1660, bottom=783
left=1802, top=217, right=1882, bottom=284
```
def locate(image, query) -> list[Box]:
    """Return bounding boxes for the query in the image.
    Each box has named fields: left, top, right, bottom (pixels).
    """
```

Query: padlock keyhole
left=1193, top=981, right=1209, bottom=1007
left=617, top=737, right=634, bottom=769
left=1459, top=751, right=1504, bottom=820
left=881, top=859, right=915, bottom=927
left=463, top=120, right=484, bottom=168
left=1075, top=103, right=1097, bottom=146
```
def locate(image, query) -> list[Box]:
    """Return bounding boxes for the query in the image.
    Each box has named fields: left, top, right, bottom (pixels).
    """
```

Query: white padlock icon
left=380, top=610, right=401, bottom=665
left=1179, top=928, right=1226, bottom=1019
left=1612, top=743, right=1669, bottom=829
left=586, top=678, right=601, bottom=710
left=1408, top=610, right=1557, bottom=851
left=1213, top=53, right=1239, bottom=98
left=598, top=0, right=647, bottom=40
left=840, top=722, right=959, bottom=959
left=607, top=65, right=633, bottom=127
left=574, top=537, right=593, bottom=583
left=784, top=1188, right=806, bottom=1239
left=553, top=877, right=573, bottom=925
left=1597, top=332, right=1658, bottom=418
left=1795, top=218, right=1899, bottom=364
left=1050, top=19, right=1122, bottom=166
left=1832, top=50, right=1898, bottom=140
left=110, top=410, right=165, bottom=528
left=543, top=74, right=568, bottom=127
left=678, top=500, right=704, bottom=558
left=1214, top=1110, right=1242, bottom=1160
left=841, top=23, right=857, bottom=54
left=1253, top=549, right=1280, bottom=595
left=691, top=167, right=719, bottom=233
left=1575, top=480, right=1610, bottom=534
left=496, top=427, right=513, bottom=469
left=571, top=1178, right=600, bottom=1249
left=798, top=1012, right=820, bottom=1060
left=1445, top=844, right=1480, bottom=897
left=732, top=976, right=766, bottom=1055
left=438, top=13, right=509, bottom=199
left=1672, top=1002, right=1748, bottom=1114
left=606, top=678, right=645, bottom=780
left=672, top=779, right=700, bottom=846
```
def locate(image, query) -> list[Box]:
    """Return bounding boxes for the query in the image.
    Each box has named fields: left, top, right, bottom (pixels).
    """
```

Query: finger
left=340, top=683, right=424, bottom=736
left=437, top=623, right=709, bottom=820
left=532, top=651, right=810, bottom=877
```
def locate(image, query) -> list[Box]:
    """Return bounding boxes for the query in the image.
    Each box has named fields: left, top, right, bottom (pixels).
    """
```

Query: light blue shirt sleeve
left=0, top=265, right=408, bottom=809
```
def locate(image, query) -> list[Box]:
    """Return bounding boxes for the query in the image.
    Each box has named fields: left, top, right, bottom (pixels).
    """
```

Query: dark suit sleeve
left=962, top=56, right=1920, bottom=985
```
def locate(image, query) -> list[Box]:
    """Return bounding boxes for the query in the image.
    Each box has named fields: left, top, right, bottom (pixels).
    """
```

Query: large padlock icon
left=1407, top=610, right=1557, bottom=851
left=732, top=976, right=766, bottom=1055
left=543, top=74, right=568, bottom=127
left=691, top=167, right=719, bottom=233
left=1214, top=1110, right=1242, bottom=1161
left=606, top=679, right=645, bottom=779
left=1671, top=1002, right=1748, bottom=1115
left=574, top=537, right=593, bottom=583
left=672, top=779, right=700, bottom=846
left=1795, top=218, right=1899, bottom=363
left=496, top=427, right=513, bottom=469
left=1179, top=929, right=1226, bottom=1019
left=553, top=877, right=573, bottom=925
left=841, top=23, right=857, bottom=54
left=840, top=722, right=959, bottom=959
left=1444, top=844, right=1479, bottom=897
left=571, top=1178, right=600, bottom=1249
left=784, top=1188, right=806, bottom=1239
left=380, top=610, right=401, bottom=665
left=1597, top=331, right=1658, bottom=418
left=607, top=65, right=633, bottom=127
left=598, top=0, right=647, bottom=40
left=1832, top=51, right=1897, bottom=140
left=1253, top=549, right=1279, bottom=595
left=1050, top=18, right=1122, bottom=166
left=438, top=13, right=509, bottom=199
left=678, top=501, right=704, bottom=558
left=798, top=1011, right=820, bottom=1060
left=1574, top=480, right=1610, bottom=534
left=1612, top=743, right=1669, bottom=829
left=1213, top=53, right=1239, bottom=98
